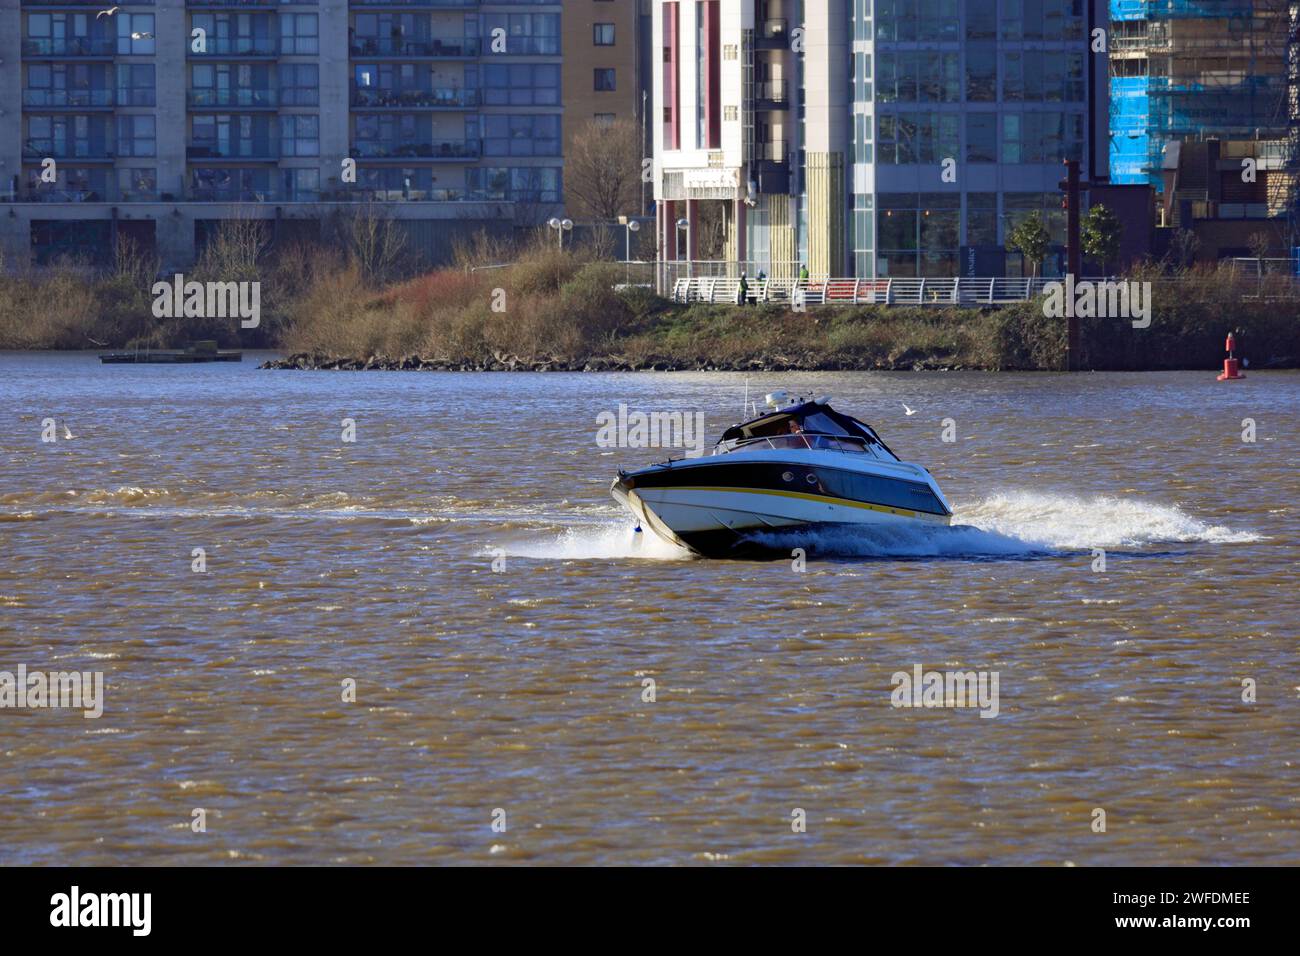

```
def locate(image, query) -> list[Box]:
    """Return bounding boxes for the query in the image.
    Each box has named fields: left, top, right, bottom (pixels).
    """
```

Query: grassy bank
left=3, top=237, right=1297, bottom=370
left=272, top=252, right=1300, bottom=371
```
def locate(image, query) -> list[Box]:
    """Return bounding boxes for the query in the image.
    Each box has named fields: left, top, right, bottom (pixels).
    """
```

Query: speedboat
left=610, top=392, right=952, bottom=557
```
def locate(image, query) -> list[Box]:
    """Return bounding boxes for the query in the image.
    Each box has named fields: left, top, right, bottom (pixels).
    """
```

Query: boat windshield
left=714, top=402, right=900, bottom=460
left=719, top=432, right=873, bottom=455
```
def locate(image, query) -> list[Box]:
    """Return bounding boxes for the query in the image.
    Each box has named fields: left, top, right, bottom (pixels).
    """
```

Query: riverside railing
left=669, top=274, right=1300, bottom=306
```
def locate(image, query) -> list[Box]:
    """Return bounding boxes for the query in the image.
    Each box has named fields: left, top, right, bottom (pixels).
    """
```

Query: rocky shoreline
left=259, top=351, right=972, bottom=373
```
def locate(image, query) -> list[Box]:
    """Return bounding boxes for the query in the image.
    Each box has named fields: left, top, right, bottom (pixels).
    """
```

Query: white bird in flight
left=62, top=422, right=76, bottom=440
left=96, top=7, right=119, bottom=18
left=902, top=403, right=917, bottom=416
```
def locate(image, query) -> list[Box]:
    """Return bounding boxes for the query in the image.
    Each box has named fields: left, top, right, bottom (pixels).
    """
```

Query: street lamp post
left=619, top=216, right=641, bottom=285
left=676, top=217, right=690, bottom=279
left=547, top=216, right=573, bottom=252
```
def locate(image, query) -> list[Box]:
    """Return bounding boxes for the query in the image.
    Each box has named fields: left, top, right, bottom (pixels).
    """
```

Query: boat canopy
left=718, top=399, right=897, bottom=456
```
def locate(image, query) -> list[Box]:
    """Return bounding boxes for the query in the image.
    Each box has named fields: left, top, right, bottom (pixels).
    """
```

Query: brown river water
left=1, top=352, right=1297, bottom=865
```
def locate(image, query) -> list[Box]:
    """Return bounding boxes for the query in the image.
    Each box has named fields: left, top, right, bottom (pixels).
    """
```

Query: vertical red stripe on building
left=664, top=3, right=680, bottom=150
left=705, top=1, right=720, bottom=149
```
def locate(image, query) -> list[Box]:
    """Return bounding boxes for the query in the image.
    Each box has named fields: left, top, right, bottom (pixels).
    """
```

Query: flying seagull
left=901, top=403, right=917, bottom=416
left=62, top=422, right=76, bottom=441
left=96, top=7, right=119, bottom=18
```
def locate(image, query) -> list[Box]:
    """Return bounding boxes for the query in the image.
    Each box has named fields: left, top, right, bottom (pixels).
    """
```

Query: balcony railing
left=191, top=38, right=279, bottom=56
left=187, top=143, right=280, bottom=160
left=188, top=88, right=278, bottom=107
left=188, top=0, right=313, bottom=6
left=350, top=86, right=478, bottom=108
left=349, top=36, right=480, bottom=57
left=186, top=184, right=280, bottom=202
left=754, top=79, right=788, bottom=107
left=117, top=90, right=158, bottom=106
left=349, top=0, right=481, bottom=7
left=18, top=185, right=113, bottom=203
left=22, top=140, right=114, bottom=160
left=753, top=140, right=788, bottom=162
left=350, top=139, right=480, bottom=159
left=21, top=0, right=154, bottom=5
left=496, top=38, right=559, bottom=55
left=319, top=186, right=477, bottom=202
left=23, top=89, right=114, bottom=108
left=22, top=38, right=116, bottom=56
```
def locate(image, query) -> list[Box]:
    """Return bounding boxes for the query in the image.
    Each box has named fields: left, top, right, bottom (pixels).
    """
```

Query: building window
left=966, top=113, right=996, bottom=163
left=280, top=64, right=319, bottom=107
left=283, top=167, right=319, bottom=202
left=117, top=14, right=155, bottom=55
left=594, top=68, right=616, bottom=92
left=483, top=63, right=559, bottom=106
left=482, top=114, right=560, bottom=157
left=467, top=166, right=562, bottom=204
left=482, top=13, right=560, bottom=55
left=119, top=168, right=157, bottom=202
left=116, top=64, right=156, bottom=107
left=280, top=14, right=318, bottom=55
left=116, top=115, right=156, bottom=157
left=593, top=23, right=615, bottom=45
left=724, top=105, right=738, bottom=121
left=279, top=115, right=319, bottom=157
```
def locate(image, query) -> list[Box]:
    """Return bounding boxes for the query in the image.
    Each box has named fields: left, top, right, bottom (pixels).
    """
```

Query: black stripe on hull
left=672, top=522, right=886, bottom=560
left=624, top=458, right=949, bottom=518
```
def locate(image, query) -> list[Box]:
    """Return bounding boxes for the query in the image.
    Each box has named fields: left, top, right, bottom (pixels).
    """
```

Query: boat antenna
left=743, top=379, right=749, bottom=419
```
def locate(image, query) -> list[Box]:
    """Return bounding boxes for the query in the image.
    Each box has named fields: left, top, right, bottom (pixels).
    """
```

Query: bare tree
left=195, top=207, right=268, bottom=283
left=564, top=118, right=643, bottom=222
left=337, top=203, right=409, bottom=285
left=111, top=232, right=160, bottom=289
left=1170, top=228, right=1200, bottom=271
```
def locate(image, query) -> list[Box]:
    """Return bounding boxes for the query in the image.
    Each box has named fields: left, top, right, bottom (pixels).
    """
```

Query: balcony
left=19, top=182, right=114, bottom=203
left=752, top=141, right=790, bottom=194
left=349, top=0, right=481, bottom=7
left=22, top=38, right=116, bottom=57
left=23, top=140, right=115, bottom=161
left=23, top=89, right=114, bottom=108
left=187, top=144, right=280, bottom=161
left=755, top=18, right=789, bottom=50
left=186, top=183, right=280, bottom=202
left=188, top=88, right=278, bottom=108
left=187, top=1, right=292, bottom=6
left=754, top=79, right=789, bottom=111
left=349, top=36, right=480, bottom=57
left=351, top=139, right=480, bottom=159
left=319, top=186, right=475, bottom=202
left=350, top=86, right=478, bottom=108
left=190, top=38, right=279, bottom=57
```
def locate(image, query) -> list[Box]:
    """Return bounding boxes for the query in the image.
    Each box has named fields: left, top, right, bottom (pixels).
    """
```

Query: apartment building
left=0, top=0, right=570, bottom=268
left=652, top=0, right=1110, bottom=279
left=561, top=0, right=645, bottom=145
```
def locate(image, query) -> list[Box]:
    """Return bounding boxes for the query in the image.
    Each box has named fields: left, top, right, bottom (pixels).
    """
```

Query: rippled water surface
left=2, top=352, right=1297, bottom=865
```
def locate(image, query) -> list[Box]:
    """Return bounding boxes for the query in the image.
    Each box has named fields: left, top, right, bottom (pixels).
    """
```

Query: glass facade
left=16, top=1, right=564, bottom=209
left=850, top=0, right=1091, bottom=276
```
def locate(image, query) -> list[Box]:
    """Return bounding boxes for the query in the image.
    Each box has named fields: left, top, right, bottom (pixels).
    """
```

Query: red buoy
left=1217, top=331, right=1245, bottom=381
